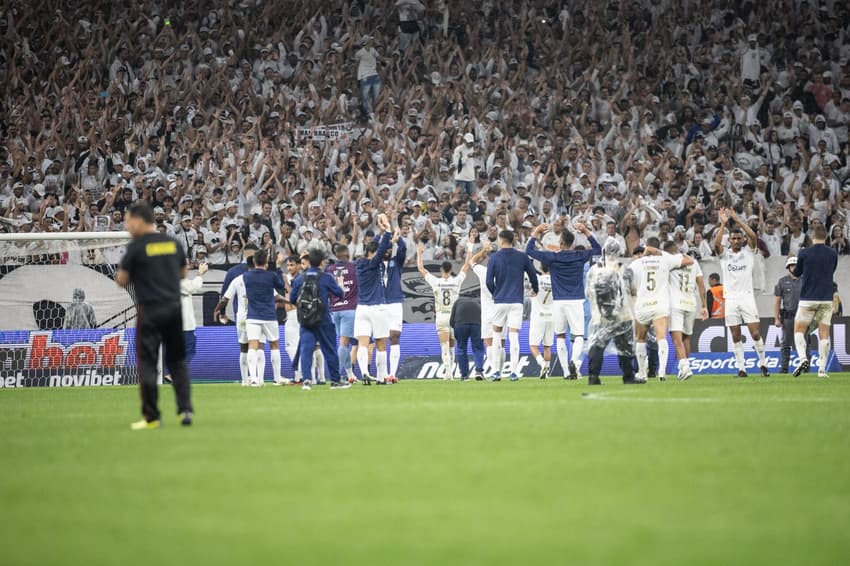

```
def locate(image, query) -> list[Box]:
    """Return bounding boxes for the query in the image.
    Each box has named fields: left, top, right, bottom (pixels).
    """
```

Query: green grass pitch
left=2, top=376, right=850, bottom=566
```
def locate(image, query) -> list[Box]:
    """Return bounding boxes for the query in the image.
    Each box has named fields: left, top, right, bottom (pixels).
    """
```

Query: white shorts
left=795, top=300, right=833, bottom=326
left=246, top=320, right=280, bottom=342
left=552, top=300, right=585, bottom=337
left=481, top=304, right=495, bottom=340
left=670, top=308, right=696, bottom=335
left=724, top=297, right=759, bottom=327
left=633, top=308, right=670, bottom=326
left=435, top=311, right=452, bottom=333
left=387, top=302, right=404, bottom=332
left=354, top=304, right=389, bottom=339
left=237, top=318, right=267, bottom=344
left=491, top=303, right=523, bottom=330
left=529, top=314, right=555, bottom=346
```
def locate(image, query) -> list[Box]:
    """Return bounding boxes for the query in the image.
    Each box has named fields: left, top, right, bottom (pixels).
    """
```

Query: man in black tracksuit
left=117, top=201, right=193, bottom=430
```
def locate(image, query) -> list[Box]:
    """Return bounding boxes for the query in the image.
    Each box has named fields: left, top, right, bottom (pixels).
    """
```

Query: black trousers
left=137, top=302, right=192, bottom=421
left=587, top=321, right=635, bottom=381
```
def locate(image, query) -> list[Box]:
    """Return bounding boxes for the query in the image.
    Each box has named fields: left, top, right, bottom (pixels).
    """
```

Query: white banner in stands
left=297, top=122, right=353, bottom=142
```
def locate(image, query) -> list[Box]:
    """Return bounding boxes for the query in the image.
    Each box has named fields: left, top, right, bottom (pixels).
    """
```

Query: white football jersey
left=472, top=264, right=493, bottom=309
left=223, top=274, right=248, bottom=321
left=628, top=253, right=683, bottom=313
left=531, top=273, right=553, bottom=318
left=720, top=247, right=755, bottom=300
left=669, top=262, right=703, bottom=311
left=426, top=272, right=467, bottom=314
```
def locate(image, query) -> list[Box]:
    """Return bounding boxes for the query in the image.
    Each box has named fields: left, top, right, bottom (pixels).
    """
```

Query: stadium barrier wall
left=0, top=318, right=844, bottom=387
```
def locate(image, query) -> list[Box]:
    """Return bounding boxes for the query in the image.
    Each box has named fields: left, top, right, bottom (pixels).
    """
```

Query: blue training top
left=355, top=231, right=392, bottom=306
left=384, top=238, right=407, bottom=304
left=793, top=243, right=838, bottom=301
left=289, top=268, right=344, bottom=326
left=525, top=236, right=601, bottom=300
left=486, top=247, right=539, bottom=304
left=243, top=268, right=286, bottom=321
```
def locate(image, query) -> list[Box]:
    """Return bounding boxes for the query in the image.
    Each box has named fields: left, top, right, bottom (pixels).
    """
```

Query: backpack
left=296, top=272, right=325, bottom=329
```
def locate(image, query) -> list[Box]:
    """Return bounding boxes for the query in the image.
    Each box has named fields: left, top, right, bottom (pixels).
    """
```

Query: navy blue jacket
left=384, top=238, right=407, bottom=304
left=794, top=243, right=838, bottom=301
left=243, top=268, right=286, bottom=321
left=486, top=247, right=538, bottom=304
left=289, top=267, right=344, bottom=326
left=526, top=236, right=601, bottom=300
left=356, top=231, right=392, bottom=305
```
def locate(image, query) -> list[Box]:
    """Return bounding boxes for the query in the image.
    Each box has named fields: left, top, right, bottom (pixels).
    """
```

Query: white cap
left=463, top=133, right=475, bottom=143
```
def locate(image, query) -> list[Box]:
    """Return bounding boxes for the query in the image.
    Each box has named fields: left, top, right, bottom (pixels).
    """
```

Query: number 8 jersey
left=425, top=272, right=467, bottom=314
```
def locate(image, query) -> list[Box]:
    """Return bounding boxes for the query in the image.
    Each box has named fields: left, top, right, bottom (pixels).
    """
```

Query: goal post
left=0, top=232, right=146, bottom=388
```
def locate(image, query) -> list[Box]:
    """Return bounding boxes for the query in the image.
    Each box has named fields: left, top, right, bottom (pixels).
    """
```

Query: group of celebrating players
left=212, top=209, right=838, bottom=388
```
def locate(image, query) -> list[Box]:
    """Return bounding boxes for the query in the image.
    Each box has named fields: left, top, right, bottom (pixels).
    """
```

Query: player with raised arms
left=383, top=229, right=407, bottom=383
left=416, top=242, right=472, bottom=379
left=528, top=263, right=554, bottom=379
left=526, top=221, right=600, bottom=380
left=792, top=223, right=839, bottom=378
left=664, top=241, right=708, bottom=381
left=626, top=243, right=694, bottom=382
left=354, top=213, right=393, bottom=385
left=470, top=245, right=498, bottom=379
left=486, top=230, right=539, bottom=381
left=713, top=208, right=770, bottom=378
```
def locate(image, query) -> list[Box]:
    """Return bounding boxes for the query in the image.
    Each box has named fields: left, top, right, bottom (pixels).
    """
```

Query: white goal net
left=0, top=233, right=140, bottom=388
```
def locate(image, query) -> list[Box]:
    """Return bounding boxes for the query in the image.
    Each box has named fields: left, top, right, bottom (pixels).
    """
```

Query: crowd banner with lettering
left=296, top=122, right=354, bottom=143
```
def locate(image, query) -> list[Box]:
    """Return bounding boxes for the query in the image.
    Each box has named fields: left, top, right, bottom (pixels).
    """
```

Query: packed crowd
left=2, top=0, right=850, bottom=269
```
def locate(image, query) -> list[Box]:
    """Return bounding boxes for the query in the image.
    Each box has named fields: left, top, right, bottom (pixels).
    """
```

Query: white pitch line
left=580, top=392, right=844, bottom=403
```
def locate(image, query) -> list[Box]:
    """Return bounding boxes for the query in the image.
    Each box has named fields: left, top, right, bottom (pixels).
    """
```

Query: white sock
left=313, top=350, right=325, bottom=382
left=257, top=348, right=266, bottom=384
left=535, top=354, right=544, bottom=369
left=390, top=344, right=401, bottom=377
left=753, top=338, right=767, bottom=366
left=491, top=330, right=502, bottom=375
left=357, top=344, right=370, bottom=377
left=376, top=349, right=388, bottom=381
left=571, top=336, right=584, bottom=364
left=794, top=332, right=808, bottom=361
left=271, top=349, right=281, bottom=382
left=247, top=349, right=259, bottom=381
left=658, top=339, right=669, bottom=378
left=678, top=358, right=689, bottom=373
left=440, top=342, right=451, bottom=378
left=556, top=337, right=569, bottom=377
left=818, top=338, right=830, bottom=371
left=508, top=332, right=520, bottom=375
left=239, top=352, right=248, bottom=384
left=636, top=342, right=647, bottom=378
left=733, top=341, right=745, bottom=371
